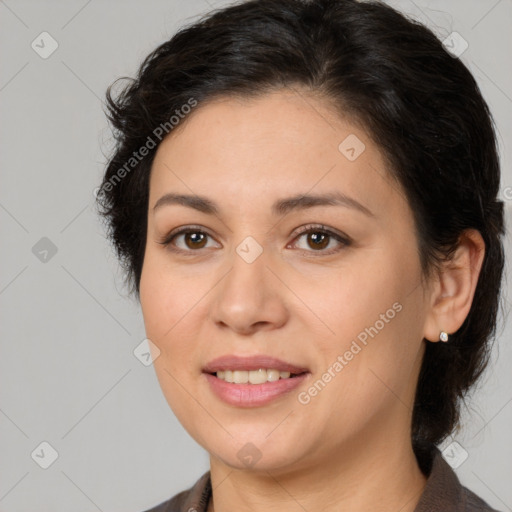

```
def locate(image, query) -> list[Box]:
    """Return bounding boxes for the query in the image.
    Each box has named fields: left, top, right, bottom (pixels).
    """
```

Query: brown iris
left=306, top=232, right=329, bottom=250
left=184, top=232, right=208, bottom=249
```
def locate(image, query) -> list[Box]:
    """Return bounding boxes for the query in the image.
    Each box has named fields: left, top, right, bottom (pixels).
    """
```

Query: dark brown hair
left=96, top=0, right=505, bottom=466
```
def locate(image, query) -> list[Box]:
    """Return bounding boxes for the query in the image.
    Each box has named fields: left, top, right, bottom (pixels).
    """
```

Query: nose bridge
left=210, top=235, right=288, bottom=333
left=222, top=235, right=269, bottom=307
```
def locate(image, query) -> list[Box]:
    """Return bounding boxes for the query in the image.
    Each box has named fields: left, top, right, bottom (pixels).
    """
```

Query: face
left=139, top=89, right=430, bottom=475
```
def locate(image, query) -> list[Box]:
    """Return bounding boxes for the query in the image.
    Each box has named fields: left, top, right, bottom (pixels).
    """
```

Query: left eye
left=289, top=227, right=350, bottom=253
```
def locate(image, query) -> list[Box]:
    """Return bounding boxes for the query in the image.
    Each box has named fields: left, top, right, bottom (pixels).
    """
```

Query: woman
left=96, top=0, right=505, bottom=510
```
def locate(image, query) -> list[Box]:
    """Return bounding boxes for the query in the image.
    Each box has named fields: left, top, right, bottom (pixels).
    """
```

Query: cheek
left=302, top=252, right=423, bottom=410
left=299, top=256, right=406, bottom=348
left=139, top=249, right=203, bottom=345
left=139, top=250, right=209, bottom=391
left=140, top=266, right=206, bottom=436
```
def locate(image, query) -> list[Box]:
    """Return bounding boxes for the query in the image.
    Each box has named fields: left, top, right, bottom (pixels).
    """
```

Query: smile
left=214, top=369, right=299, bottom=384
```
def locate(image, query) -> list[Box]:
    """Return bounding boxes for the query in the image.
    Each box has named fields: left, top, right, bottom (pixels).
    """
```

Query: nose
left=209, top=244, right=289, bottom=336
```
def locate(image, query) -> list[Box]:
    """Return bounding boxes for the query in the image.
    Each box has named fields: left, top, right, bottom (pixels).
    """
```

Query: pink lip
left=204, top=373, right=309, bottom=407
left=202, top=355, right=310, bottom=408
left=202, top=355, right=309, bottom=374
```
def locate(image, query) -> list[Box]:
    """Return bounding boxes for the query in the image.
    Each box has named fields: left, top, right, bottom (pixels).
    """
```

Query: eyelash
left=157, top=224, right=352, bottom=256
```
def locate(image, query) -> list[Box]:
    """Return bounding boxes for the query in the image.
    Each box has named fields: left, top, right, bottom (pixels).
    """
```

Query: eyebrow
left=152, top=191, right=375, bottom=217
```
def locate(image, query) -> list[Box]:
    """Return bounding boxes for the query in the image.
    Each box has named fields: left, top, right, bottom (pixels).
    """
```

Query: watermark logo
left=98, top=98, right=198, bottom=195
left=338, top=134, right=366, bottom=161
left=133, top=338, right=161, bottom=366
left=31, top=32, right=59, bottom=59
left=442, top=441, right=468, bottom=469
left=31, top=441, right=59, bottom=469
left=442, top=31, right=468, bottom=58
left=237, top=442, right=262, bottom=468
left=32, top=237, right=58, bottom=263
left=236, top=236, right=263, bottom=264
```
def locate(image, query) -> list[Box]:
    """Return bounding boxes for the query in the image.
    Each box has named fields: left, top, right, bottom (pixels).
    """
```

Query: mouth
left=203, top=354, right=309, bottom=379
left=207, top=368, right=308, bottom=384
left=202, top=355, right=310, bottom=407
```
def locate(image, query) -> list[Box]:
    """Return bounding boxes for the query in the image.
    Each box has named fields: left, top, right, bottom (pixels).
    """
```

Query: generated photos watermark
left=95, top=97, right=198, bottom=197
left=297, top=301, right=403, bottom=405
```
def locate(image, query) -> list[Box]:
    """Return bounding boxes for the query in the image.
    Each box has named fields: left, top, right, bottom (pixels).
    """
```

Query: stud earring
left=439, top=331, right=449, bottom=342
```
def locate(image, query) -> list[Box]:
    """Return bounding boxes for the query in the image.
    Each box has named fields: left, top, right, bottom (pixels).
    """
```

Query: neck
left=208, top=425, right=427, bottom=512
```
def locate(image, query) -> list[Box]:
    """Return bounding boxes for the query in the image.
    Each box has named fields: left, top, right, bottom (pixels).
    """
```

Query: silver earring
left=439, top=331, right=449, bottom=342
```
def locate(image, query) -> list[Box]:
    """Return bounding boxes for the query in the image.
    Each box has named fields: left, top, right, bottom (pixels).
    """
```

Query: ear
left=423, top=229, right=486, bottom=343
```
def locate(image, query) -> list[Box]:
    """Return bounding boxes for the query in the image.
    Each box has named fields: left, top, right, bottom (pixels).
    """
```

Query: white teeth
left=249, top=369, right=267, bottom=384
left=214, top=368, right=297, bottom=383
left=267, top=369, right=280, bottom=382
left=233, top=370, right=249, bottom=384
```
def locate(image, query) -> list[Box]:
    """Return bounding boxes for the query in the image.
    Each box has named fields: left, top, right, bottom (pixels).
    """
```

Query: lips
left=202, top=355, right=310, bottom=407
left=202, top=355, right=309, bottom=374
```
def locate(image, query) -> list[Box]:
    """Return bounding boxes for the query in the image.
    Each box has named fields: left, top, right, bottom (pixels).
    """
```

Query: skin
left=139, top=88, right=485, bottom=512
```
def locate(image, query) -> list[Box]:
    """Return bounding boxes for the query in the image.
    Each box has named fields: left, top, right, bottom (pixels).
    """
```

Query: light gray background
left=0, top=0, right=511, bottom=511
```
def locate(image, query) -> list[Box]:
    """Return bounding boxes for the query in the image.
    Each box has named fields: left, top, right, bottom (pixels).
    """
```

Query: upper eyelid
left=165, top=223, right=344, bottom=239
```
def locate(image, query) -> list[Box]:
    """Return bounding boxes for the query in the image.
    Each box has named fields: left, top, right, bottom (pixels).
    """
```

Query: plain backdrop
left=1, top=1, right=511, bottom=511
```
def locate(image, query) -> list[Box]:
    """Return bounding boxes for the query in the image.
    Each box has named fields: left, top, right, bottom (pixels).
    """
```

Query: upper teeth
left=216, top=369, right=292, bottom=384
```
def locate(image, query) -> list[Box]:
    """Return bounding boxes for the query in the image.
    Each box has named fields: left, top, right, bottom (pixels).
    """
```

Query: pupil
left=186, top=232, right=206, bottom=249
left=309, top=232, right=328, bottom=250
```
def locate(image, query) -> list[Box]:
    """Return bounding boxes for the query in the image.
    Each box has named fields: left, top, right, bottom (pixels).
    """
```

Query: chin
left=200, top=426, right=311, bottom=473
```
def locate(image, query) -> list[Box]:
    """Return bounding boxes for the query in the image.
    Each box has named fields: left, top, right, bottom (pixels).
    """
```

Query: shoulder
left=140, top=489, right=189, bottom=512
left=140, top=472, right=211, bottom=512
left=462, top=486, right=501, bottom=512
left=414, top=446, right=502, bottom=512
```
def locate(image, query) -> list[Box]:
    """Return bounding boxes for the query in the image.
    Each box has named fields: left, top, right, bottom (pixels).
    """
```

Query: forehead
left=148, top=89, right=406, bottom=221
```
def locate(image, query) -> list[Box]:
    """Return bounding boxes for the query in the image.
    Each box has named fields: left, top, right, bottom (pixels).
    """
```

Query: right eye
left=157, top=226, right=221, bottom=254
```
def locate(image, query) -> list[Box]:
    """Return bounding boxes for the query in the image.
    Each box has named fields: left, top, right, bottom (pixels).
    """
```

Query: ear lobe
left=423, top=229, right=485, bottom=343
